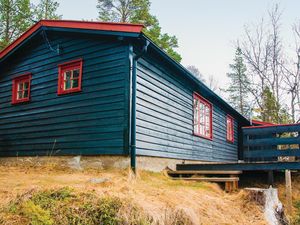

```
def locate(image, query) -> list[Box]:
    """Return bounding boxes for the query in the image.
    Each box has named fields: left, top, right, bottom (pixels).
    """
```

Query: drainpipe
left=130, top=40, right=150, bottom=173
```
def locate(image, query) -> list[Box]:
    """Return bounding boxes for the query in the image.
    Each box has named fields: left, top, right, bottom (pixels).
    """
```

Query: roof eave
left=140, top=33, right=250, bottom=125
left=0, top=20, right=144, bottom=62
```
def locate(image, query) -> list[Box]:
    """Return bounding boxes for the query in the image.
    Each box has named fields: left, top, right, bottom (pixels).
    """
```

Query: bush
left=20, top=201, right=53, bottom=225
left=292, top=201, right=300, bottom=225
left=1, top=187, right=193, bottom=225
left=2, top=187, right=153, bottom=225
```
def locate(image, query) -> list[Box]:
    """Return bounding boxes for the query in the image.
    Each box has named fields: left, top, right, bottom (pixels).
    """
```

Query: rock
left=68, top=156, right=82, bottom=170
left=89, top=178, right=110, bottom=184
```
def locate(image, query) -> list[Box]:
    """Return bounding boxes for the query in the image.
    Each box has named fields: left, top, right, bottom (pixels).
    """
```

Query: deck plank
left=167, top=170, right=242, bottom=175
left=176, top=161, right=300, bottom=171
left=171, top=177, right=239, bottom=182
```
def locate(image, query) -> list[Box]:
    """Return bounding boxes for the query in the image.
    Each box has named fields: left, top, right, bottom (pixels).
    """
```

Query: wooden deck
left=243, top=123, right=300, bottom=161
left=168, top=123, right=300, bottom=192
left=167, top=170, right=242, bottom=175
left=176, top=161, right=300, bottom=171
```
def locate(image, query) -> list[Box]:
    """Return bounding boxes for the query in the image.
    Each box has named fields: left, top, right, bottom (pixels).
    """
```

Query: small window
left=226, top=115, right=234, bottom=143
left=193, top=93, right=213, bottom=140
left=12, top=73, right=31, bottom=104
left=58, top=59, right=83, bottom=95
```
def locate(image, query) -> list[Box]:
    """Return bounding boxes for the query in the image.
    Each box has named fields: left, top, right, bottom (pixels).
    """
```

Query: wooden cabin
left=0, top=20, right=257, bottom=170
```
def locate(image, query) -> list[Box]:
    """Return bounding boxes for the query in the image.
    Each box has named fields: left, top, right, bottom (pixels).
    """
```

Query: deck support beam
left=268, top=171, right=274, bottom=185
left=177, top=161, right=300, bottom=171
left=285, top=170, right=292, bottom=220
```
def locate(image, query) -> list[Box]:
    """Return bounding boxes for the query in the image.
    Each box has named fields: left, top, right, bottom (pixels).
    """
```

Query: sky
left=32, top=0, right=300, bottom=85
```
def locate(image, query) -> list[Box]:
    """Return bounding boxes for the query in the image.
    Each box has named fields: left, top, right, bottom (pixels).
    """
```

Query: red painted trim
left=57, top=58, right=83, bottom=95
left=193, top=92, right=213, bottom=140
left=0, top=20, right=144, bottom=60
left=226, top=115, right=234, bottom=143
left=243, top=123, right=300, bottom=129
left=12, top=73, right=32, bottom=104
left=0, top=22, right=41, bottom=60
left=251, top=119, right=276, bottom=126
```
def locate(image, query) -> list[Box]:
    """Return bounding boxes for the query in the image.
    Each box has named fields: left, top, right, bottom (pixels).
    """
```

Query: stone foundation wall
left=0, top=155, right=205, bottom=172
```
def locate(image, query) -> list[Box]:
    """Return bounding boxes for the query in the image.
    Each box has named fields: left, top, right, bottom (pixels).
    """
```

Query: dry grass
left=276, top=172, right=300, bottom=223
left=0, top=163, right=267, bottom=225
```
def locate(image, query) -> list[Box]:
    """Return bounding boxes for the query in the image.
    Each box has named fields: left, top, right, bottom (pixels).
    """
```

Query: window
left=12, top=73, right=31, bottom=104
left=226, top=115, right=234, bottom=143
left=193, top=93, right=213, bottom=140
left=58, top=59, right=83, bottom=95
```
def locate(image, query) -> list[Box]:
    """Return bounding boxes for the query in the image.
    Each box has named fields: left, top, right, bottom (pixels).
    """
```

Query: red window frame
left=226, top=115, right=234, bottom=143
left=57, top=59, right=83, bottom=95
left=193, top=93, right=213, bottom=140
left=12, top=73, right=32, bottom=104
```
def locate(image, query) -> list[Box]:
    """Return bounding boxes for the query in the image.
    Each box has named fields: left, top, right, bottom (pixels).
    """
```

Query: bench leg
left=233, top=180, right=239, bottom=191
left=225, top=181, right=232, bottom=192
left=225, top=181, right=238, bottom=192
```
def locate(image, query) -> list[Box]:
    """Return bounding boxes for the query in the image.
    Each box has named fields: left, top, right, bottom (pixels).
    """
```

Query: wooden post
left=285, top=170, right=292, bottom=219
left=268, top=171, right=274, bottom=186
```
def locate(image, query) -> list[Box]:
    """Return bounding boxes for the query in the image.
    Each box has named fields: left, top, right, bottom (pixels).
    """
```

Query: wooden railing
left=242, top=124, right=300, bottom=162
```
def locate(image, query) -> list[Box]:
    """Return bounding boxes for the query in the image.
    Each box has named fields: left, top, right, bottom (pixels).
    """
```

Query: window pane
left=24, top=82, right=29, bottom=90
left=23, top=90, right=28, bottom=98
left=64, top=71, right=72, bottom=80
left=17, top=83, right=23, bottom=92
left=72, top=78, right=79, bottom=88
left=65, top=79, right=71, bottom=90
left=73, top=69, right=80, bottom=78
left=17, top=91, right=23, bottom=100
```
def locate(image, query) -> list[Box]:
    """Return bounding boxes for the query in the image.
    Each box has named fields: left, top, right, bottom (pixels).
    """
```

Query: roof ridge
left=0, top=20, right=144, bottom=60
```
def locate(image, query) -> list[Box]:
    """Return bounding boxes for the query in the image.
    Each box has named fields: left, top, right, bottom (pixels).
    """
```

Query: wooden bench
left=167, top=170, right=242, bottom=175
left=166, top=169, right=241, bottom=192
left=170, top=176, right=239, bottom=192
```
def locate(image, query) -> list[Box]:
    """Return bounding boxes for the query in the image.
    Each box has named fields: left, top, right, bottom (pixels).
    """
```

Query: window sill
left=226, top=139, right=234, bottom=144
left=57, top=88, right=82, bottom=95
left=193, top=132, right=213, bottom=141
left=11, top=98, right=30, bottom=105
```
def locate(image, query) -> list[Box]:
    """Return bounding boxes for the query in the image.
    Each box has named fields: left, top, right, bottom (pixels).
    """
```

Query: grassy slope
left=0, top=163, right=267, bottom=225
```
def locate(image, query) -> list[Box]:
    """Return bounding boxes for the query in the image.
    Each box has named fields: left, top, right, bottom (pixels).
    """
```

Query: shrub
left=292, top=201, right=300, bottom=225
left=21, top=200, right=53, bottom=225
left=2, top=188, right=154, bottom=225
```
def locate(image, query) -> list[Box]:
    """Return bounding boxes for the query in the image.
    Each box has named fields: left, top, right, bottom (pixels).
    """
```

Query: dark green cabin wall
left=135, top=55, right=239, bottom=161
left=0, top=31, right=130, bottom=156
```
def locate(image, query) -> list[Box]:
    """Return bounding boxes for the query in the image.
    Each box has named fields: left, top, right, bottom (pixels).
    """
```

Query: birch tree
left=239, top=4, right=287, bottom=123
left=186, top=65, right=205, bottom=83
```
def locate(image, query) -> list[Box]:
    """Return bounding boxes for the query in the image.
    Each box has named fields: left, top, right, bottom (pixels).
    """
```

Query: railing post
left=285, top=169, right=293, bottom=220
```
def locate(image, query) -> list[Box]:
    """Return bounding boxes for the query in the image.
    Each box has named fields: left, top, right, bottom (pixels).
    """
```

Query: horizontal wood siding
left=136, top=57, right=238, bottom=161
left=0, top=32, right=129, bottom=156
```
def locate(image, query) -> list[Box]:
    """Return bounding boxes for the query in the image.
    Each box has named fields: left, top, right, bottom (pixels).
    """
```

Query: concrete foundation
left=0, top=155, right=204, bottom=172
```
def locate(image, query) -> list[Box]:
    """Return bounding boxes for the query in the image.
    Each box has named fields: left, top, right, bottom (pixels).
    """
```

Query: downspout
left=130, top=40, right=150, bottom=173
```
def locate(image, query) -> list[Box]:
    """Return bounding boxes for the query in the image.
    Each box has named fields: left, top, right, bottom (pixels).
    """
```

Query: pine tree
left=33, top=0, right=62, bottom=20
left=256, top=86, right=292, bottom=123
left=0, top=0, right=33, bottom=50
left=258, top=87, right=280, bottom=123
left=226, top=47, right=250, bottom=116
left=97, top=0, right=181, bottom=62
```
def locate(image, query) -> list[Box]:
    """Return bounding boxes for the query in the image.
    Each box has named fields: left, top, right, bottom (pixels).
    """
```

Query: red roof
left=0, top=20, right=144, bottom=60
left=243, top=119, right=300, bottom=129
left=251, top=119, right=276, bottom=126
